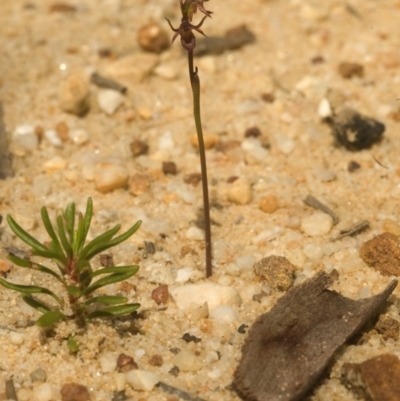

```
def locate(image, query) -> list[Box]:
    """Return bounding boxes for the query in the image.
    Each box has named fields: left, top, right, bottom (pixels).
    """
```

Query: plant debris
left=90, top=72, right=127, bottom=94
left=326, top=108, right=385, bottom=151
left=194, top=24, right=255, bottom=56
left=157, top=381, right=208, bottom=401
left=331, top=220, right=369, bottom=241
left=303, top=195, right=340, bottom=225
left=341, top=354, right=400, bottom=401
left=0, top=102, right=13, bottom=179
left=5, top=378, right=18, bottom=401
left=233, top=272, right=397, bottom=401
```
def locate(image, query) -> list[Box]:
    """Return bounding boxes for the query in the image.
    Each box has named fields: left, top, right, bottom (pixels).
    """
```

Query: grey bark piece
left=233, top=272, right=397, bottom=401
left=0, top=102, right=13, bottom=179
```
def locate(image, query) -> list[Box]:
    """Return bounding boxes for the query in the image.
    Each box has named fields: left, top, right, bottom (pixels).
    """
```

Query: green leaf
left=84, top=295, right=128, bottom=306
left=74, top=198, right=93, bottom=254
left=64, top=201, right=76, bottom=241
left=84, top=221, right=142, bottom=260
left=35, top=311, right=66, bottom=328
left=79, top=224, right=121, bottom=260
left=67, top=336, right=79, bottom=353
left=86, top=303, right=140, bottom=319
left=90, top=265, right=139, bottom=278
left=83, top=271, right=136, bottom=296
left=41, top=206, right=64, bottom=258
left=22, top=296, right=51, bottom=313
left=6, top=215, right=60, bottom=259
left=0, top=279, right=63, bottom=305
left=7, top=254, right=65, bottom=285
left=57, top=215, right=73, bottom=259
left=67, top=285, right=82, bottom=298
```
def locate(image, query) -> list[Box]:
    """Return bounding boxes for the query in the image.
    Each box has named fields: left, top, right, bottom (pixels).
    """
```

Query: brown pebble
left=151, top=284, right=169, bottom=304
left=214, top=139, right=241, bottom=152
left=311, top=55, right=325, bottom=64
left=261, top=93, right=275, bottom=103
left=181, top=245, right=198, bottom=257
left=341, top=354, right=400, bottom=401
left=130, top=139, right=149, bottom=157
left=338, top=62, right=364, bottom=79
left=99, top=254, right=114, bottom=267
left=0, top=259, right=11, bottom=277
left=253, top=256, right=296, bottom=291
left=117, top=353, right=138, bottom=372
left=227, top=175, right=238, bottom=183
left=190, top=133, right=219, bottom=149
left=55, top=121, right=69, bottom=142
left=359, top=232, right=400, bottom=276
left=60, top=383, right=90, bottom=401
left=34, top=125, right=44, bottom=142
left=137, top=22, right=170, bottom=53
left=259, top=195, right=279, bottom=214
left=129, top=173, right=151, bottom=196
left=162, top=161, right=177, bottom=175
left=348, top=160, right=361, bottom=172
left=49, top=2, right=76, bottom=12
left=244, top=126, right=262, bottom=138
left=184, top=173, right=202, bottom=187
left=148, top=354, right=163, bottom=367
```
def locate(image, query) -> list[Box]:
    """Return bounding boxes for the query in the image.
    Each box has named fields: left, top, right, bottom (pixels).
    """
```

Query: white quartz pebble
left=301, top=212, right=333, bottom=236
left=68, top=128, right=89, bottom=145
left=209, top=305, right=238, bottom=324
left=44, top=129, right=63, bottom=147
left=227, top=178, right=252, bottom=205
left=99, top=352, right=117, bottom=373
left=126, top=370, right=159, bottom=391
left=318, top=98, right=332, bottom=118
left=176, top=267, right=194, bottom=283
left=33, top=383, right=53, bottom=401
left=10, top=331, right=25, bottom=345
left=98, top=89, right=124, bottom=115
left=171, top=349, right=202, bottom=372
left=186, top=226, right=204, bottom=241
left=12, top=124, right=38, bottom=152
left=169, top=283, right=242, bottom=311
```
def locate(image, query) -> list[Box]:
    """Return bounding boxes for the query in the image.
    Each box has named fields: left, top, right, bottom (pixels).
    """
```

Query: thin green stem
left=188, top=50, right=212, bottom=277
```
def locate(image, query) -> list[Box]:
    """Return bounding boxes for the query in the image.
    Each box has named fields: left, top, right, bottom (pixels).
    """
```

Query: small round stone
left=33, top=382, right=53, bottom=401
left=60, top=383, right=90, bottom=401
left=97, top=89, right=124, bottom=115
left=151, top=284, right=169, bottom=305
left=130, top=139, right=149, bottom=157
left=58, top=74, right=90, bottom=116
left=162, top=161, right=177, bottom=175
left=137, top=22, right=170, bottom=53
left=227, top=178, right=252, bottom=205
left=94, top=163, right=129, bottom=193
left=301, top=212, right=334, bottom=236
left=259, top=195, right=279, bottom=213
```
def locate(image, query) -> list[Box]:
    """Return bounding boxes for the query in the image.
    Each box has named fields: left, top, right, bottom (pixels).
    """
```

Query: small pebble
left=44, top=130, right=63, bottom=147
left=338, top=62, right=364, bottom=79
left=10, top=331, right=25, bottom=345
left=94, top=163, right=129, bottom=192
left=162, top=161, right=177, bottom=175
left=360, top=232, right=400, bottom=276
left=126, top=370, right=159, bottom=391
left=176, top=267, right=194, bottom=283
left=184, top=173, right=202, bottom=187
left=117, top=353, right=138, bottom=372
left=318, top=98, right=332, bottom=118
left=33, top=382, right=53, bottom=401
left=186, top=226, right=204, bottom=241
left=99, top=352, right=117, bottom=373
left=154, top=63, right=179, bottom=80
left=244, top=126, right=262, bottom=138
left=148, top=354, right=163, bottom=367
left=130, top=139, right=149, bottom=157
left=227, top=178, right=252, bottom=205
left=209, top=305, right=238, bottom=324
left=253, top=256, right=296, bottom=291
left=259, top=195, right=279, bottom=214
left=190, top=133, right=220, bottom=149
left=151, top=284, right=169, bottom=305
left=55, top=121, right=69, bottom=142
left=58, top=74, right=90, bottom=116
left=301, top=212, right=334, bottom=236
left=171, top=349, right=202, bottom=372
left=43, top=156, right=67, bottom=174
left=169, top=283, right=242, bottom=311
left=97, top=89, right=125, bottom=115
left=113, top=372, right=126, bottom=392
left=348, top=160, right=361, bottom=172
left=60, top=383, right=90, bottom=401
left=68, top=129, right=89, bottom=145
left=137, top=22, right=170, bottom=53
left=12, top=124, right=39, bottom=153
left=129, top=173, right=151, bottom=196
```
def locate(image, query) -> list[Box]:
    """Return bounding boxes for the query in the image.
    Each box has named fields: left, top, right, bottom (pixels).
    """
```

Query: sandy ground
left=1, top=0, right=400, bottom=400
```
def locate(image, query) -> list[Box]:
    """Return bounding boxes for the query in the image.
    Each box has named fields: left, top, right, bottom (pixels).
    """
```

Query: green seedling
left=0, top=197, right=141, bottom=328
left=166, top=0, right=213, bottom=277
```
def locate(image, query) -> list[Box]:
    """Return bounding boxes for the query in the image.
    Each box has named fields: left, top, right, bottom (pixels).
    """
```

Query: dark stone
left=162, top=161, right=177, bottom=175
left=233, top=272, right=397, bottom=401
left=327, top=108, right=385, bottom=150
left=348, top=160, right=361, bottom=172
left=182, top=333, right=201, bottom=343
